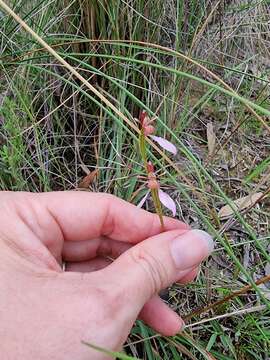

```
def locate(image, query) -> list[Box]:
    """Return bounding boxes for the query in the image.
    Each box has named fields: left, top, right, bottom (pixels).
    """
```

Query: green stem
left=151, top=188, right=164, bottom=229
left=139, top=127, right=164, bottom=228
left=139, top=129, right=148, bottom=171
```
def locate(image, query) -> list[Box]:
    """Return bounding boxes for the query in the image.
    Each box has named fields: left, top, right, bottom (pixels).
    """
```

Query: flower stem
left=151, top=188, right=164, bottom=229
left=139, top=123, right=164, bottom=229
left=139, top=129, right=148, bottom=171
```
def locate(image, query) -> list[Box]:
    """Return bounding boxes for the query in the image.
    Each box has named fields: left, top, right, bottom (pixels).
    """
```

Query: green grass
left=0, top=0, right=269, bottom=359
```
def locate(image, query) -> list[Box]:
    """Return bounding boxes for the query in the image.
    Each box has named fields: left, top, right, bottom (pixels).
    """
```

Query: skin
left=0, top=191, right=212, bottom=360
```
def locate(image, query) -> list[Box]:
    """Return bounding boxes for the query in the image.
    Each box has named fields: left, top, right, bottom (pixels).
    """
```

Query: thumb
left=104, top=229, right=214, bottom=311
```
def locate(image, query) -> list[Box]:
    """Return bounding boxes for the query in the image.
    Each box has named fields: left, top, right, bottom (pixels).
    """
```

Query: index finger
left=39, top=191, right=189, bottom=244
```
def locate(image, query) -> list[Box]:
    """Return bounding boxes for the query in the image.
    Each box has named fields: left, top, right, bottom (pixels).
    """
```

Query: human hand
left=0, top=191, right=213, bottom=359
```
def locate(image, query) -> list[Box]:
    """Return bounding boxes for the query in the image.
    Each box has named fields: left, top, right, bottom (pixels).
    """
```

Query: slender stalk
left=138, top=129, right=147, bottom=171
left=151, top=188, right=164, bottom=230
left=184, top=305, right=267, bottom=329
left=183, top=273, right=270, bottom=321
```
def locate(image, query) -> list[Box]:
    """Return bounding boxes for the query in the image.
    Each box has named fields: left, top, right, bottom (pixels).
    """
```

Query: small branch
left=184, top=304, right=266, bottom=329
left=184, top=274, right=270, bottom=321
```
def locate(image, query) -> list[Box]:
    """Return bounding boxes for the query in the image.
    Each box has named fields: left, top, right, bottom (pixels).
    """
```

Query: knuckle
left=130, top=247, right=169, bottom=294
left=65, top=271, right=120, bottom=319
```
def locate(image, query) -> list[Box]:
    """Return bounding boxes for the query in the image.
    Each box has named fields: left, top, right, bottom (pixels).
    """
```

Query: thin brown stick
left=184, top=304, right=266, bottom=329
left=166, top=338, right=199, bottom=360
left=183, top=274, right=270, bottom=322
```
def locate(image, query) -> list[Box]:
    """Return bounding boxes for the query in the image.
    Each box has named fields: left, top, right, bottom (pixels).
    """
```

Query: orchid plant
left=138, top=111, right=177, bottom=165
left=136, top=110, right=177, bottom=228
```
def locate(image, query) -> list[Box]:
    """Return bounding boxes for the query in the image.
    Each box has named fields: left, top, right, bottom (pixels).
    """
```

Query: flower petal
left=137, top=190, right=150, bottom=208
left=158, top=189, right=177, bottom=216
left=150, top=135, right=177, bottom=155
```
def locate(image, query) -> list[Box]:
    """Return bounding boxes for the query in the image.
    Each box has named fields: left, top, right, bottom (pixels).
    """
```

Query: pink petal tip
left=150, top=135, right=177, bottom=155
left=137, top=191, right=150, bottom=208
left=158, top=189, right=177, bottom=216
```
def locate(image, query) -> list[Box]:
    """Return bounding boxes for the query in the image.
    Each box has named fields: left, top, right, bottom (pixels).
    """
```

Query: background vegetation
left=0, top=0, right=269, bottom=358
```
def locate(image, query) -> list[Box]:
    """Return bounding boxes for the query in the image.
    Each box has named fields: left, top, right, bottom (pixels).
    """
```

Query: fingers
left=99, top=229, right=213, bottom=314
left=65, top=258, right=195, bottom=337
left=65, top=257, right=111, bottom=272
left=176, top=267, right=199, bottom=284
left=139, top=268, right=199, bottom=334
left=63, top=238, right=131, bottom=262
left=1, top=191, right=189, bottom=263
left=38, top=191, right=189, bottom=243
left=139, top=296, right=183, bottom=336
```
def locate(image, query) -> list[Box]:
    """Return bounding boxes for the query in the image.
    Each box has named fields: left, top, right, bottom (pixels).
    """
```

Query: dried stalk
left=184, top=274, right=270, bottom=322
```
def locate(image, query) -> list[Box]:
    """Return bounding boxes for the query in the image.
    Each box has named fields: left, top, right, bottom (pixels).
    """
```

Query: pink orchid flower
left=137, top=189, right=177, bottom=216
left=139, top=111, right=177, bottom=155
left=137, top=162, right=177, bottom=217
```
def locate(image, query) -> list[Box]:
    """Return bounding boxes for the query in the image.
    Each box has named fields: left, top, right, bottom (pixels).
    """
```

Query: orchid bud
left=146, top=161, right=155, bottom=173
left=139, top=110, right=147, bottom=126
left=144, top=125, right=155, bottom=136
left=146, top=162, right=159, bottom=189
left=147, top=179, right=159, bottom=190
left=139, top=110, right=156, bottom=134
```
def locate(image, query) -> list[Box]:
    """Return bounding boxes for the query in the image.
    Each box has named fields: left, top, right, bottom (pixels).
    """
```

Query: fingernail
left=170, top=229, right=214, bottom=269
